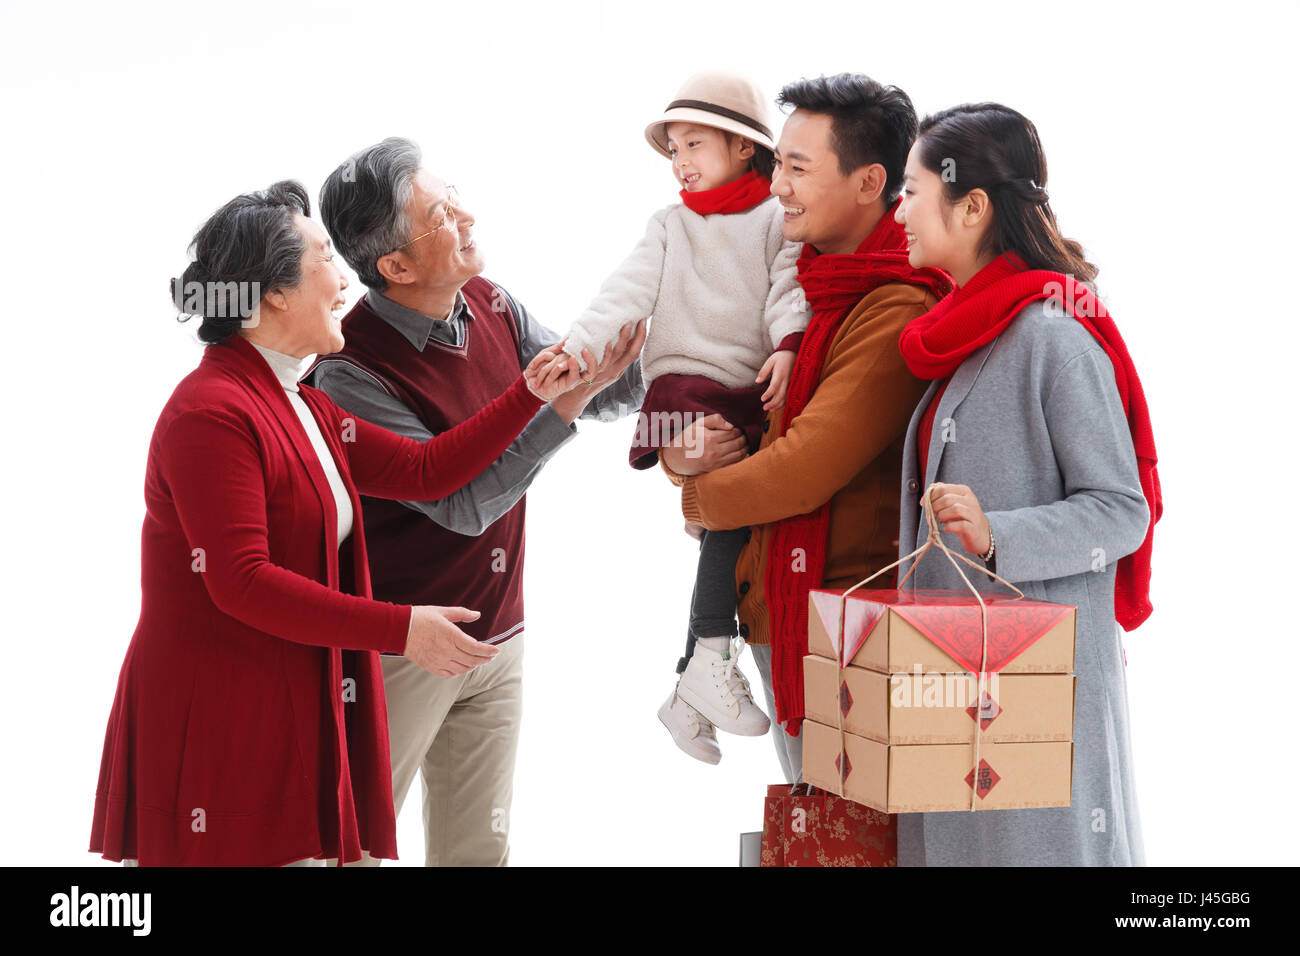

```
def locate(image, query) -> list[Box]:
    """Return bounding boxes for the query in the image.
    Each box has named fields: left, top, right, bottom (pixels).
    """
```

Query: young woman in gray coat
left=890, top=103, right=1160, bottom=866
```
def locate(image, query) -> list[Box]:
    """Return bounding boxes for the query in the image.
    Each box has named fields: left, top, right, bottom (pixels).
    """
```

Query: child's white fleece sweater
left=564, top=194, right=808, bottom=389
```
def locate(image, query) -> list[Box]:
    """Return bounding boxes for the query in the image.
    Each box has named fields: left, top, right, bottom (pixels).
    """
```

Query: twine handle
left=832, top=483, right=1022, bottom=811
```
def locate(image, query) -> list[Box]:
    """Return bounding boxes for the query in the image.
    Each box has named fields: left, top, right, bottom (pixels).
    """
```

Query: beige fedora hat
left=645, top=71, right=775, bottom=159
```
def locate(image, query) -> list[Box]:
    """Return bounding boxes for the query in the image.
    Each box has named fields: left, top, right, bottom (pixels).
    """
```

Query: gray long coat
left=895, top=299, right=1149, bottom=866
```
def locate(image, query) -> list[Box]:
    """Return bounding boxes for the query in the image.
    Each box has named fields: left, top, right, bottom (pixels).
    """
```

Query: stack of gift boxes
left=802, top=587, right=1078, bottom=812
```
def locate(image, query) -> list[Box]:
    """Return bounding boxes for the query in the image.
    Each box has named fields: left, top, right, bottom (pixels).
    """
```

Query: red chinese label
left=834, top=751, right=852, bottom=782
left=965, top=692, right=1001, bottom=729
left=964, top=759, right=1000, bottom=799
left=839, top=680, right=853, bottom=716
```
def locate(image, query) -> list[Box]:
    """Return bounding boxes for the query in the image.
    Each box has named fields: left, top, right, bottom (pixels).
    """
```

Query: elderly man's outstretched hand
left=527, top=319, right=648, bottom=417
left=579, top=319, right=647, bottom=389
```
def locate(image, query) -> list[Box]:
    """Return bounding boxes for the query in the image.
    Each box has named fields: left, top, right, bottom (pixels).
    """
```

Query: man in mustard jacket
left=660, top=74, right=946, bottom=781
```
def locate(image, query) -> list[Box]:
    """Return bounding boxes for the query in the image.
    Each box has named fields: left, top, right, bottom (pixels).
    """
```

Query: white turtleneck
left=250, top=342, right=354, bottom=549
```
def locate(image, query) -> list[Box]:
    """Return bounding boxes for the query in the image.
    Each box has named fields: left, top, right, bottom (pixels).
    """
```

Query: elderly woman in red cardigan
left=89, top=181, right=620, bottom=866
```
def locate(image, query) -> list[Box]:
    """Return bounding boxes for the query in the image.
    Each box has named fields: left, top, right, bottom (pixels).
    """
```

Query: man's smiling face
left=398, top=168, right=484, bottom=285
left=771, top=109, right=865, bottom=255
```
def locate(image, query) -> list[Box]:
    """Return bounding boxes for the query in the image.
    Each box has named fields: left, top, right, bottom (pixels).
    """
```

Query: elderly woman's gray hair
left=172, top=180, right=310, bottom=344
left=319, top=137, right=423, bottom=292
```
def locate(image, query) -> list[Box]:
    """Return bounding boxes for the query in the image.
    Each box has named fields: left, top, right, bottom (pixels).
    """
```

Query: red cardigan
left=89, top=333, right=543, bottom=866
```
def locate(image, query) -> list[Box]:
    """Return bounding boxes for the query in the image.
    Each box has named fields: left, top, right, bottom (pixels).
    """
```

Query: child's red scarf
left=679, top=170, right=773, bottom=215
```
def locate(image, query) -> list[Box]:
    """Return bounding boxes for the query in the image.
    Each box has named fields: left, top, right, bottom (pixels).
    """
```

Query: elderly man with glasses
left=308, top=137, right=645, bottom=866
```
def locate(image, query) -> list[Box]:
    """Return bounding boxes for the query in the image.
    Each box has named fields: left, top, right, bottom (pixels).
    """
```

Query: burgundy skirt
left=629, top=372, right=767, bottom=470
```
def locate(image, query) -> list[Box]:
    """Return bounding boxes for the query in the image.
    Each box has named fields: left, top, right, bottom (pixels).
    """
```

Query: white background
left=1, top=0, right=1295, bottom=866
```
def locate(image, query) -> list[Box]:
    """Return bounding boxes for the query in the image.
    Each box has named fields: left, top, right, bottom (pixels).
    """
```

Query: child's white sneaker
left=676, top=638, right=771, bottom=737
left=658, top=689, right=721, bottom=764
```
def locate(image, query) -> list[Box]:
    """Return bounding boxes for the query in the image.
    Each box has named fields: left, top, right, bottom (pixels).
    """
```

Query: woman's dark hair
left=777, top=73, right=917, bottom=203
left=916, top=104, right=1098, bottom=282
left=172, top=180, right=311, bottom=343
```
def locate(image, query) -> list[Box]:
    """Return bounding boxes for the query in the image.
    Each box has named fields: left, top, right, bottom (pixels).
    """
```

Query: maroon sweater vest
left=327, top=276, right=527, bottom=644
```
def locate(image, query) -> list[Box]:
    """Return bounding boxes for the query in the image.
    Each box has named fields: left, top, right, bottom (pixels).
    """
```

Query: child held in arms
left=555, top=71, right=809, bottom=763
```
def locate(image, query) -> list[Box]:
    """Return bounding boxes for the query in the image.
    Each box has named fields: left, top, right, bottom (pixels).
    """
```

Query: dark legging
left=675, top=526, right=750, bottom=674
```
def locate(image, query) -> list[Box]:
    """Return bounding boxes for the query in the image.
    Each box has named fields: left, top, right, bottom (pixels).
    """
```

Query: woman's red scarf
left=765, top=200, right=952, bottom=735
left=680, top=170, right=772, bottom=215
left=898, top=251, right=1161, bottom=631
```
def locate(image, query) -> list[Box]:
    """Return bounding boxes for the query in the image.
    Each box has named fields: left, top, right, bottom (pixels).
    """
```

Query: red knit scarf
left=765, top=200, right=952, bottom=735
left=679, top=170, right=772, bottom=215
left=898, top=251, right=1161, bottom=631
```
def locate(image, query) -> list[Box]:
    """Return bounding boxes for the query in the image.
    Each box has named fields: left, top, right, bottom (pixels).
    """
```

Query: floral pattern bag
left=762, top=782, right=897, bottom=867
left=759, top=784, right=789, bottom=866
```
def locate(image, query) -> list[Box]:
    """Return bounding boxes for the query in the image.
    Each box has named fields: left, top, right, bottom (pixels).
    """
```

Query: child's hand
left=756, top=349, right=797, bottom=412
left=560, top=320, right=647, bottom=387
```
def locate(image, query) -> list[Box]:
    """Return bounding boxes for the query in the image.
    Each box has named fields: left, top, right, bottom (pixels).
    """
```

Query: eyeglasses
left=390, top=185, right=460, bottom=254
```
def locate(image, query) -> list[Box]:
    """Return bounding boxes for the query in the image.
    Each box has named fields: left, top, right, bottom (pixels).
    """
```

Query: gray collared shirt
left=366, top=287, right=468, bottom=350
left=309, top=284, right=643, bottom=536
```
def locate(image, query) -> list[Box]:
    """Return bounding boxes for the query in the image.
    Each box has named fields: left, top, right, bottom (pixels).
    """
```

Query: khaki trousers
left=349, top=633, right=525, bottom=867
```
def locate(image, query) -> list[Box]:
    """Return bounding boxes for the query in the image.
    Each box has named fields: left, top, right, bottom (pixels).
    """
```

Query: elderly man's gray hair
left=319, top=137, right=422, bottom=291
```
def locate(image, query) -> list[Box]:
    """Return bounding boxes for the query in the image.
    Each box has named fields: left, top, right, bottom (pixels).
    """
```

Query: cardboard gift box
left=803, top=654, right=1076, bottom=745
left=803, top=586, right=1078, bottom=813
left=803, top=720, right=1074, bottom=813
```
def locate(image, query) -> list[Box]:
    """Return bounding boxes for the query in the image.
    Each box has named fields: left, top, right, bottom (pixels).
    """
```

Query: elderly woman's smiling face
left=294, top=215, right=349, bottom=355
left=252, top=214, right=350, bottom=358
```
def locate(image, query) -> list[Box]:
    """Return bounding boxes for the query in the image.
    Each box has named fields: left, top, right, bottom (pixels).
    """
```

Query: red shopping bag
left=761, top=783, right=897, bottom=867
left=760, top=784, right=789, bottom=866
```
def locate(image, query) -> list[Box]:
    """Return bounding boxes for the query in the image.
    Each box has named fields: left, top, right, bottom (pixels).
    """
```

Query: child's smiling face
left=665, top=122, right=754, bottom=191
